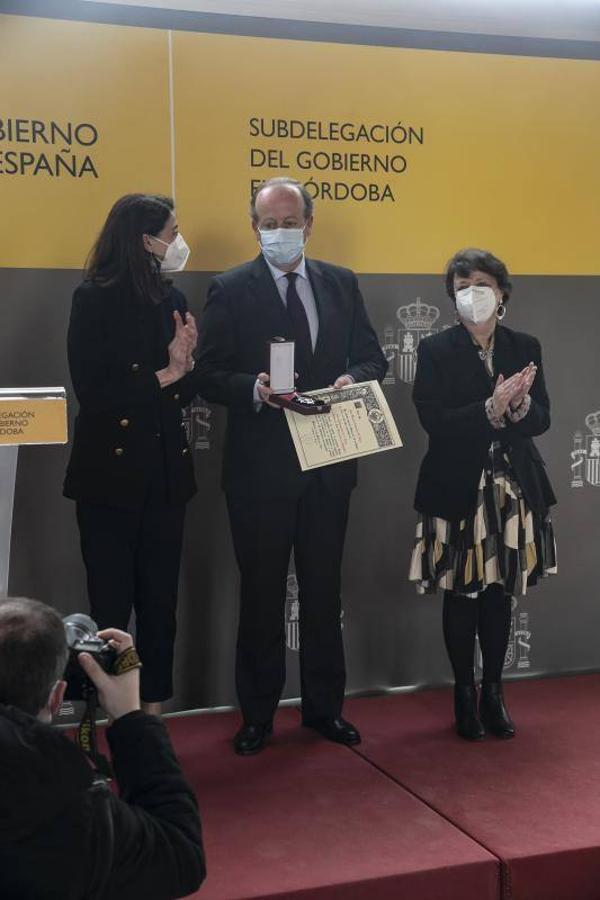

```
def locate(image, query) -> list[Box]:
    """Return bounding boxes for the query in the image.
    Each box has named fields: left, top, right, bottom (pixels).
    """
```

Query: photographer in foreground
left=0, top=597, right=205, bottom=900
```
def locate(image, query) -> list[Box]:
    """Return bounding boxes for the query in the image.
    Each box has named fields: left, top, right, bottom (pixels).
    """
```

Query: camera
left=63, top=614, right=117, bottom=701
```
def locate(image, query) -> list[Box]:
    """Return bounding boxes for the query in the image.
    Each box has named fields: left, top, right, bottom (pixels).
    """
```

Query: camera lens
left=63, top=613, right=99, bottom=648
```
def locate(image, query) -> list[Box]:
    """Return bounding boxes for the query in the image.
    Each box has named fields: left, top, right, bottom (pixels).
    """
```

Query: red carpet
left=160, top=675, right=600, bottom=899
left=168, top=707, right=498, bottom=899
left=346, top=674, right=600, bottom=900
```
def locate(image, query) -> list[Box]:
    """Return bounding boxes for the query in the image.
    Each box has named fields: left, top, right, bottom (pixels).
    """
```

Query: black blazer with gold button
left=413, top=323, right=556, bottom=521
left=63, top=280, right=197, bottom=510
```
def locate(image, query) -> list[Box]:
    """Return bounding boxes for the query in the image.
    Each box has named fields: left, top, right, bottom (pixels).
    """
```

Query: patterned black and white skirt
left=409, top=445, right=557, bottom=597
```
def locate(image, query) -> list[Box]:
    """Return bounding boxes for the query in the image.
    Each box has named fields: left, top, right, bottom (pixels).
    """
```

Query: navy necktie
left=285, top=272, right=313, bottom=380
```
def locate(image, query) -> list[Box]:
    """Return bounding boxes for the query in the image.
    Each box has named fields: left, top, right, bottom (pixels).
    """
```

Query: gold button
left=114, top=448, right=124, bottom=456
left=131, top=363, right=140, bottom=372
left=120, top=418, right=129, bottom=428
left=182, top=448, right=189, bottom=455
left=174, top=393, right=180, bottom=401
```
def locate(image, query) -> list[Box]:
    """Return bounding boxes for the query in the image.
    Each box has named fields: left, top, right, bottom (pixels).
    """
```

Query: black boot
left=480, top=682, right=515, bottom=739
left=454, top=685, right=485, bottom=741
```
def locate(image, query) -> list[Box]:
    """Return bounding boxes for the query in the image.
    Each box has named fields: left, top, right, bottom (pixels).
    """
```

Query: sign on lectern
left=0, top=387, right=67, bottom=598
left=0, top=387, right=67, bottom=446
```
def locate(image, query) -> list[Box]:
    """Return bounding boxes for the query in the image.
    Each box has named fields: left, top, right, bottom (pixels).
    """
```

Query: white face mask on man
left=151, top=233, right=190, bottom=273
left=259, top=227, right=306, bottom=268
left=455, top=285, right=497, bottom=324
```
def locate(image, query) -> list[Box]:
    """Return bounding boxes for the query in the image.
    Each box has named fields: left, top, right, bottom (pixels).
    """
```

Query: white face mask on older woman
left=455, top=285, right=497, bottom=324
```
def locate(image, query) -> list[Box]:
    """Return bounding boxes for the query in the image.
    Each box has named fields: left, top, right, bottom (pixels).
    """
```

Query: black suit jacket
left=63, top=280, right=197, bottom=509
left=413, top=323, right=556, bottom=520
left=195, top=254, right=388, bottom=499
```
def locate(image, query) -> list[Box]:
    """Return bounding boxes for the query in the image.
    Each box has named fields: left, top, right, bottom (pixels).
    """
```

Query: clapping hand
left=492, top=363, right=537, bottom=417
left=183, top=311, right=198, bottom=372
left=168, top=310, right=197, bottom=378
left=508, top=362, right=536, bottom=409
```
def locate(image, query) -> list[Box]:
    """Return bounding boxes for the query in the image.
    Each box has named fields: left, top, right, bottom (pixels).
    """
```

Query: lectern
left=0, top=387, right=67, bottom=598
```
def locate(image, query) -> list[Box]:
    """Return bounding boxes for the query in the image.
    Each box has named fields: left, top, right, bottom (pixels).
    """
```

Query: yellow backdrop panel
left=0, top=14, right=172, bottom=270
left=174, top=31, right=600, bottom=274
left=1, top=14, right=599, bottom=274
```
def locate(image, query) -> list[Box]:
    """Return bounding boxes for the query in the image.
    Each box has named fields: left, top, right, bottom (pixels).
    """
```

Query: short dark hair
left=85, top=193, right=175, bottom=304
left=250, top=177, right=313, bottom=222
left=445, top=248, right=512, bottom=304
left=0, top=598, right=68, bottom=716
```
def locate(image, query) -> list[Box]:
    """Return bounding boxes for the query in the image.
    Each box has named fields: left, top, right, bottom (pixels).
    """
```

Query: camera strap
left=76, top=646, right=142, bottom=780
left=112, top=645, right=142, bottom=676
left=77, top=688, right=113, bottom=780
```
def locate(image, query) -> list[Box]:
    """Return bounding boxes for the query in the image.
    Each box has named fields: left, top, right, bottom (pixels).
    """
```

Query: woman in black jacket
left=64, top=194, right=198, bottom=715
left=410, top=248, right=557, bottom=740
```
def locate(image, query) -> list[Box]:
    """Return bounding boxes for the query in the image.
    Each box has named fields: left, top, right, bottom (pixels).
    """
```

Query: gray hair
left=250, top=177, right=313, bottom=222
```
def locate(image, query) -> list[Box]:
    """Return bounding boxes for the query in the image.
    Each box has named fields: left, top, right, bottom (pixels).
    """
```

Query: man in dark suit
left=196, top=177, right=387, bottom=754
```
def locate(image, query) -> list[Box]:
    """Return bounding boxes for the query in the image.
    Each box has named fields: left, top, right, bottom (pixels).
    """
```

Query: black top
left=64, top=280, right=198, bottom=509
left=0, top=705, right=205, bottom=899
left=412, top=323, right=557, bottom=520
left=194, top=254, right=388, bottom=499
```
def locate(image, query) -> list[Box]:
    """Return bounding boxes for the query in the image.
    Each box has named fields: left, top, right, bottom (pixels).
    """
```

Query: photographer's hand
left=78, top=628, right=141, bottom=723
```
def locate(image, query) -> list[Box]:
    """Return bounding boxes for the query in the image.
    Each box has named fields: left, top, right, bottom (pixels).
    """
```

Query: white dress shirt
left=253, top=254, right=353, bottom=405
left=263, top=255, right=319, bottom=351
left=254, top=254, right=319, bottom=405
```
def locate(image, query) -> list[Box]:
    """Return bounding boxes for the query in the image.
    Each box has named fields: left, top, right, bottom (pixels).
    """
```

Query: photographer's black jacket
left=0, top=706, right=205, bottom=899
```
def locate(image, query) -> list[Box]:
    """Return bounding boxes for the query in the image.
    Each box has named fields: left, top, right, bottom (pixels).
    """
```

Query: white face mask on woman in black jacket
left=152, top=232, right=191, bottom=272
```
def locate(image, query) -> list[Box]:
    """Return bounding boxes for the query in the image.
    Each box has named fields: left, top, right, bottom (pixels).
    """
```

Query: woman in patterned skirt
left=409, top=248, right=557, bottom=740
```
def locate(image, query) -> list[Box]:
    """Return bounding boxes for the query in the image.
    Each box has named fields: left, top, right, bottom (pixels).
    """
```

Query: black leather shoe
left=303, top=716, right=361, bottom=746
left=480, top=682, right=516, bottom=739
left=454, top=685, right=485, bottom=741
left=233, top=722, right=273, bottom=756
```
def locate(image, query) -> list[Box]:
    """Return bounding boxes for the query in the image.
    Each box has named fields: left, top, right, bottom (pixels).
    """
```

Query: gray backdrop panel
left=1, top=267, right=598, bottom=712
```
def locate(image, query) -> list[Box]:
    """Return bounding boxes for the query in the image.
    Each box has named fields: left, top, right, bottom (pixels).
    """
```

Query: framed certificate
left=284, top=380, right=402, bottom=470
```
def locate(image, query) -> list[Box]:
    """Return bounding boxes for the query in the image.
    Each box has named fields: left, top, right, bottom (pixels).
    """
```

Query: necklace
left=474, top=333, right=495, bottom=376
